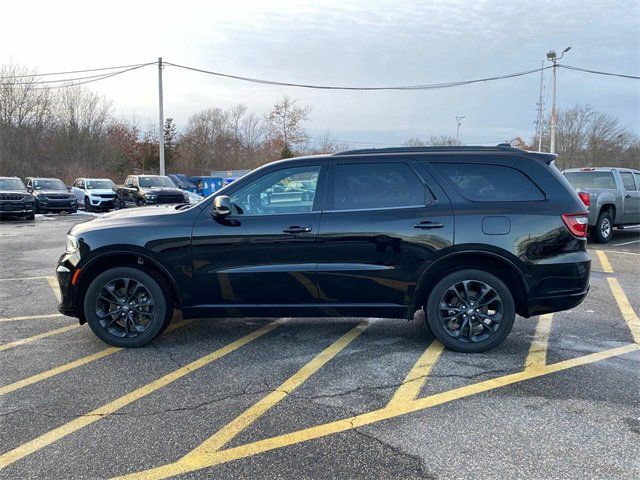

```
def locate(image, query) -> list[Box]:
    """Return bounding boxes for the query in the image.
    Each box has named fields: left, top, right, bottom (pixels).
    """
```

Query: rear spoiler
left=521, top=150, right=557, bottom=165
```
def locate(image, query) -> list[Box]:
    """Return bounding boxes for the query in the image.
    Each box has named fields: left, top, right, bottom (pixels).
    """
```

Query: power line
left=3, top=64, right=156, bottom=90
left=559, top=64, right=640, bottom=80
left=164, top=61, right=554, bottom=91
left=0, top=62, right=152, bottom=79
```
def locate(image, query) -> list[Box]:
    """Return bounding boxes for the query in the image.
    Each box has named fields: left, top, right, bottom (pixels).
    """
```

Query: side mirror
left=212, top=195, right=232, bottom=217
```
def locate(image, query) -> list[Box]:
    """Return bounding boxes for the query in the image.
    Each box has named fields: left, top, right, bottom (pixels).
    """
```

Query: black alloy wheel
left=426, top=269, right=515, bottom=353
left=84, top=267, right=172, bottom=347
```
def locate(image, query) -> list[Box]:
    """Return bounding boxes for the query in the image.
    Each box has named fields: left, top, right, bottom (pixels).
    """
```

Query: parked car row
left=0, top=174, right=204, bottom=221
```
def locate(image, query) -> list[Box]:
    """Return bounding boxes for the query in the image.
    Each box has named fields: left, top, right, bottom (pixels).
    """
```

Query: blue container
left=188, top=176, right=223, bottom=197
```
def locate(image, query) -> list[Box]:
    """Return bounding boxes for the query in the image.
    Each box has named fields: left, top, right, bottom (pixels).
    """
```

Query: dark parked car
left=0, top=177, right=35, bottom=220
left=25, top=177, right=78, bottom=214
left=115, top=175, right=188, bottom=208
left=57, top=145, right=590, bottom=352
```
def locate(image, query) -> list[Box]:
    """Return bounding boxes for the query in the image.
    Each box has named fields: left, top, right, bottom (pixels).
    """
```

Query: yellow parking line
left=177, top=321, right=368, bottom=462
left=0, top=319, right=195, bottom=395
left=115, top=342, right=640, bottom=480
left=595, top=250, right=614, bottom=273
left=387, top=340, right=444, bottom=407
left=0, top=324, right=80, bottom=352
left=607, top=277, right=640, bottom=344
left=0, top=321, right=280, bottom=469
left=0, top=276, right=52, bottom=282
left=0, top=313, right=65, bottom=323
left=525, top=314, right=553, bottom=371
left=45, top=276, right=61, bottom=303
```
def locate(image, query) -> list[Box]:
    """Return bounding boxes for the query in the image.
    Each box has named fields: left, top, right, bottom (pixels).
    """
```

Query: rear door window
left=330, top=162, right=429, bottom=211
left=434, top=163, right=544, bottom=202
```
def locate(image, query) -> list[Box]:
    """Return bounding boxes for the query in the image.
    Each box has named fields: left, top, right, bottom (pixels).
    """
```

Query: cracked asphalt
left=1, top=214, right=639, bottom=479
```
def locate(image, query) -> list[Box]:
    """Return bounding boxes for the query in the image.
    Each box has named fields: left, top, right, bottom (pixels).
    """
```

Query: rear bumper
left=527, top=287, right=589, bottom=317
left=525, top=254, right=591, bottom=317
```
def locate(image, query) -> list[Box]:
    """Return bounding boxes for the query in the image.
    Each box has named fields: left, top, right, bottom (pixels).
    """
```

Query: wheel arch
left=74, top=251, right=180, bottom=323
left=412, top=250, right=529, bottom=318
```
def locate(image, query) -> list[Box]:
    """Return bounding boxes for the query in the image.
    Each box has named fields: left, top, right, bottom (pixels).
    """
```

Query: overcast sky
left=2, top=0, right=639, bottom=147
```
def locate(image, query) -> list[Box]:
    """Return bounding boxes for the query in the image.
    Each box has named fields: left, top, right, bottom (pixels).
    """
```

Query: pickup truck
left=115, top=175, right=188, bottom=208
left=563, top=167, right=640, bottom=243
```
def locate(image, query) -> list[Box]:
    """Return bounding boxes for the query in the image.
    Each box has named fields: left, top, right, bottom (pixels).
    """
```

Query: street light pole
left=158, top=57, right=165, bottom=176
left=546, top=47, right=571, bottom=154
left=456, top=115, right=465, bottom=144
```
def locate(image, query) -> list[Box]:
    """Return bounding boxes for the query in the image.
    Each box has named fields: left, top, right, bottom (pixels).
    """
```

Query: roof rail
left=336, top=143, right=519, bottom=156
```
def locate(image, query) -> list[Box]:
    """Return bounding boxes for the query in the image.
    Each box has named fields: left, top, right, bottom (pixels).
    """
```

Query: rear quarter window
left=434, top=163, right=545, bottom=202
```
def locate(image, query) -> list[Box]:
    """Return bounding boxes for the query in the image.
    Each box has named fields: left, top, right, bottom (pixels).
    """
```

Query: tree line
left=1, top=62, right=637, bottom=183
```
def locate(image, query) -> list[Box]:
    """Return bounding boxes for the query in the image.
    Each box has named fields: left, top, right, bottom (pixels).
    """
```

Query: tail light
left=562, top=213, right=589, bottom=238
left=577, top=191, right=590, bottom=208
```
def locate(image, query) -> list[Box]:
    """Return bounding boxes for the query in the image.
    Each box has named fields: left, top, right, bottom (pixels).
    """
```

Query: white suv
left=71, top=178, right=117, bottom=212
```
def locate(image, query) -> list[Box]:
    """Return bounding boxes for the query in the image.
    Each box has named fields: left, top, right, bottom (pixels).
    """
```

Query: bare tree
left=265, top=96, right=312, bottom=156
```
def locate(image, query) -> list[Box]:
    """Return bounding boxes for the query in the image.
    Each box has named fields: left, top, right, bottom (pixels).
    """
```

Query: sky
left=2, top=0, right=639, bottom=148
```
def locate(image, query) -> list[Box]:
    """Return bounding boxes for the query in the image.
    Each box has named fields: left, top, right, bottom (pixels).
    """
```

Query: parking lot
left=0, top=213, right=638, bottom=479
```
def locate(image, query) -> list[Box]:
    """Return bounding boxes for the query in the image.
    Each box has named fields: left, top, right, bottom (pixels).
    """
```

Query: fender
left=409, top=246, right=530, bottom=318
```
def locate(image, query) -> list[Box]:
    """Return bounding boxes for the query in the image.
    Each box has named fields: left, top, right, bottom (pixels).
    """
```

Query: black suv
left=57, top=145, right=590, bottom=352
left=0, top=177, right=35, bottom=220
left=26, top=177, right=78, bottom=213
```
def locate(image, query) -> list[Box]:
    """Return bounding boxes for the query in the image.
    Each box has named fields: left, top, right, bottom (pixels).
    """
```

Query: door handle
left=625, top=194, right=632, bottom=199
left=414, top=221, right=444, bottom=230
left=283, top=225, right=313, bottom=234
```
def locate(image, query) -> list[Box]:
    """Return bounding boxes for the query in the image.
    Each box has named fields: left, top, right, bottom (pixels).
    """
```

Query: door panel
left=620, top=171, right=640, bottom=224
left=316, top=160, right=454, bottom=309
left=190, top=212, right=320, bottom=305
left=189, top=164, right=325, bottom=308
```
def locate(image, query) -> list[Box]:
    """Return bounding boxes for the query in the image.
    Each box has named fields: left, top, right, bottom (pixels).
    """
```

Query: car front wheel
left=425, top=269, right=515, bottom=353
left=84, top=267, right=172, bottom=347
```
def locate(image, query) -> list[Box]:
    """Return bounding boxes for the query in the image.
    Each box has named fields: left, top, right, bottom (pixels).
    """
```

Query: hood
left=69, top=204, right=186, bottom=236
left=86, top=189, right=116, bottom=195
left=33, top=190, right=73, bottom=196
left=0, top=190, right=31, bottom=196
left=141, top=186, right=184, bottom=194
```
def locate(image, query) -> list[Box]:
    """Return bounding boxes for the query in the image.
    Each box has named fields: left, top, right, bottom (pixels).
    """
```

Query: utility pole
left=535, top=60, right=545, bottom=152
left=456, top=115, right=465, bottom=144
left=158, top=57, right=165, bottom=175
left=546, top=47, right=571, bottom=154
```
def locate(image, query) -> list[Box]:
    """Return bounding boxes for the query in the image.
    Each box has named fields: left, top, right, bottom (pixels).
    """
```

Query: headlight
left=146, top=193, right=157, bottom=199
left=66, top=235, right=79, bottom=254
left=35, top=193, right=47, bottom=199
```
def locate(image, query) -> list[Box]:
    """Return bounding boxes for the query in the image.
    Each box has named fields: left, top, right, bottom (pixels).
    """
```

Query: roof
left=335, top=144, right=558, bottom=164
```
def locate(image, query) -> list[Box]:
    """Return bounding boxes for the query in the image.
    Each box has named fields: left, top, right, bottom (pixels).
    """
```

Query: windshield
left=564, top=171, right=616, bottom=189
left=33, top=179, right=67, bottom=190
left=0, top=178, right=26, bottom=191
left=139, top=176, right=175, bottom=188
left=86, top=180, right=114, bottom=190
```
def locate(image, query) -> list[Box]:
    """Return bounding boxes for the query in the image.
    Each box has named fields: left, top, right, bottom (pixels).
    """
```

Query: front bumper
left=0, top=201, right=34, bottom=214
left=56, top=253, right=82, bottom=320
left=88, top=196, right=115, bottom=209
left=36, top=198, right=77, bottom=211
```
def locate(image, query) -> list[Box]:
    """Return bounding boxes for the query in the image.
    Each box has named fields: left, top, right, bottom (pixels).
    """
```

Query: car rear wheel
left=425, top=269, right=515, bottom=353
left=592, top=210, right=613, bottom=243
left=84, top=267, right=172, bottom=347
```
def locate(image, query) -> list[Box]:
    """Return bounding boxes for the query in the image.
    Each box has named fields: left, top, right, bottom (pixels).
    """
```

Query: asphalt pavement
left=0, top=213, right=638, bottom=479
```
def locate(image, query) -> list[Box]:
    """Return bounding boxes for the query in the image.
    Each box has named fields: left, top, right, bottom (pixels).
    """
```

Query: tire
left=84, top=267, right=173, bottom=347
left=425, top=269, right=516, bottom=353
left=136, top=199, right=145, bottom=207
left=84, top=197, right=93, bottom=212
left=25, top=213, right=35, bottom=221
left=34, top=203, right=41, bottom=214
left=592, top=210, right=613, bottom=244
